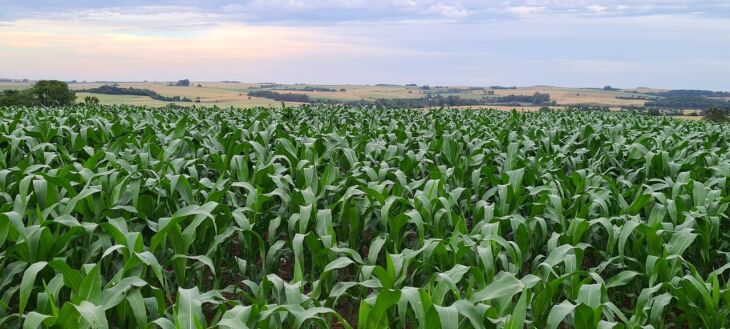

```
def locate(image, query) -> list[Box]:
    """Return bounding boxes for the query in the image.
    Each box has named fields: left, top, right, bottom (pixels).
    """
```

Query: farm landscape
left=0, top=80, right=724, bottom=119
left=0, top=102, right=729, bottom=328
left=2, top=1, right=730, bottom=328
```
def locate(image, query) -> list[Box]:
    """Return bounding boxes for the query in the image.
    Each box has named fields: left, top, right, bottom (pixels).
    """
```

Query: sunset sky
left=1, top=1, right=729, bottom=89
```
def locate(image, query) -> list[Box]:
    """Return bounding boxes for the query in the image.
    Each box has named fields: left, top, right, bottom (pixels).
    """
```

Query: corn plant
left=0, top=105, right=728, bottom=328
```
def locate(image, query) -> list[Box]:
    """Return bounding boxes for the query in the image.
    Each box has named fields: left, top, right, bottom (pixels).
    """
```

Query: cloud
left=427, top=4, right=469, bottom=18
left=0, top=18, right=394, bottom=58
left=586, top=5, right=608, bottom=14
left=3, top=1, right=730, bottom=25
left=0, top=16, right=412, bottom=82
left=1, top=1, right=730, bottom=89
left=507, top=6, right=546, bottom=17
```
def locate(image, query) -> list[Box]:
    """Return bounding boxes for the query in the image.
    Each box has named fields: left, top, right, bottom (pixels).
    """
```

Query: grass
left=0, top=82, right=32, bottom=91
left=75, top=92, right=171, bottom=106
left=492, top=86, right=648, bottom=106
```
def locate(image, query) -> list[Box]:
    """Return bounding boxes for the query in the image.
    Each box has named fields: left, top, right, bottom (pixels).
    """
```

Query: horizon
left=1, top=1, right=730, bottom=90
left=0, top=79, right=723, bottom=93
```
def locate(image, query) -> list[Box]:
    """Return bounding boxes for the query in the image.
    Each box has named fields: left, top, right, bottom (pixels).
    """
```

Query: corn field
left=1, top=105, right=729, bottom=329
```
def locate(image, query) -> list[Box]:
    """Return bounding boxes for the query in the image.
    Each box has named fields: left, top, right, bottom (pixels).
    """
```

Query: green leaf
left=176, top=287, right=204, bottom=329
left=77, top=263, right=102, bottom=305
left=577, top=283, right=603, bottom=308
left=367, top=289, right=401, bottom=329
left=649, top=293, right=673, bottom=323
left=606, top=271, right=640, bottom=289
left=470, top=272, right=523, bottom=302
left=217, top=305, right=252, bottom=329
left=433, top=305, right=459, bottom=329
left=627, top=194, right=651, bottom=215
left=73, top=301, right=109, bottom=329
left=666, top=229, right=697, bottom=256
left=20, top=261, right=47, bottom=314
left=22, top=312, right=53, bottom=329
left=506, top=290, right=529, bottom=329
left=573, top=304, right=595, bottom=329
left=323, top=257, right=355, bottom=273
left=547, top=301, right=576, bottom=329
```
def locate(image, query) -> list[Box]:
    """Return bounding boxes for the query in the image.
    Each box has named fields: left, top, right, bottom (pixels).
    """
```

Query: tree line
left=647, top=89, right=730, bottom=98
left=249, top=90, right=552, bottom=108
left=81, top=85, right=192, bottom=102
left=489, top=92, right=551, bottom=105
left=644, top=96, right=730, bottom=110
left=0, top=80, right=76, bottom=106
left=247, top=90, right=311, bottom=102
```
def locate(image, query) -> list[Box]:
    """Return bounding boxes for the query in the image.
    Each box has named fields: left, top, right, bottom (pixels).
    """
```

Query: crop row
left=0, top=105, right=728, bottom=328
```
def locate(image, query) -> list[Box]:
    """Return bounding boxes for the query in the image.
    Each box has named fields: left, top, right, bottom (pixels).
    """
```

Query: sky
left=1, top=1, right=729, bottom=90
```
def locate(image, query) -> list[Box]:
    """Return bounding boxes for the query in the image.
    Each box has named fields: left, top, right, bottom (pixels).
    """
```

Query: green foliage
left=248, top=90, right=311, bottom=102
left=646, top=108, right=661, bottom=116
left=493, top=92, right=551, bottom=105
left=84, top=96, right=100, bottom=105
left=82, top=85, right=192, bottom=102
left=0, top=89, right=32, bottom=106
left=30, top=80, right=76, bottom=106
left=0, top=80, right=75, bottom=107
left=645, top=96, right=730, bottom=110
left=648, top=89, right=730, bottom=98
left=0, top=105, right=729, bottom=328
left=704, top=108, right=728, bottom=123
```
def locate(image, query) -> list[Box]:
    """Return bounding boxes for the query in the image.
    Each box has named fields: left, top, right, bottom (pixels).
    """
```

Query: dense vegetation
left=247, top=90, right=311, bottom=102
left=645, top=96, right=730, bottom=110
left=647, top=90, right=730, bottom=98
left=615, top=95, right=658, bottom=101
left=0, top=90, right=31, bottom=106
left=297, top=87, right=339, bottom=92
left=82, top=85, right=192, bottom=102
left=0, top=106, right=729, bottom=329
left=325, top=93, right=552, bottom=108
left=489, top=92, right=551, bottom=105
left=704, top=108, right=730, bottom=122
left=170, top=80, right=191, bottom=87
left=0, top=80, right=76, bottom=107
left=346, top=95, right=487, bottom=108
left=253, top=86, right=344, bottom=93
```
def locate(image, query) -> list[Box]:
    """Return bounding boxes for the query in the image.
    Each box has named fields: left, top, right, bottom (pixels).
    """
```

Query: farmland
left=0, top=82, right=661, bottom=110
left=0, top=105, right=729, bottom=328
left=2, top=81, right=728, bottom=117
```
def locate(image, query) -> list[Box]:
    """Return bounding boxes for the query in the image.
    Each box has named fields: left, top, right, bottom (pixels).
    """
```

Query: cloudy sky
left=1, top=1, right=729, bottom=89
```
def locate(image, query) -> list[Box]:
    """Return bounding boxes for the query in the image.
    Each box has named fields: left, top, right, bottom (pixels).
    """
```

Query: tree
left=84, top=96, right=100, bottom=105
left=30, top=80, right=76, bottom=106
left=704, top=108, right=728, bottom=122
left=175, top=79, right=191, bottom=87
left=0, top=89, right=32, bottom=106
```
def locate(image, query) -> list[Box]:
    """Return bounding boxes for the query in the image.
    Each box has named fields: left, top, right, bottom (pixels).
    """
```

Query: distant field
left=677, top=115, right=704, bottom=121
left=492, top=86, right=647, bottom=106
left=74, top=93, right=169, bottom=107
left=74, top=82, right=425, bottom=105
left=0, top=82, right=31, bottom=90
left=279, top=85, right=426, bottom=101
left=76, top=82, right=301, bottom=107
left=0, top=81, right=691, bottom=109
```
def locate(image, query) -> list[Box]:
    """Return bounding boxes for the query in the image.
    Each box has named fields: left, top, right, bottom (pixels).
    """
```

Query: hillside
left=1, top=81, right=727, bottom=115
